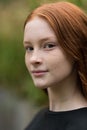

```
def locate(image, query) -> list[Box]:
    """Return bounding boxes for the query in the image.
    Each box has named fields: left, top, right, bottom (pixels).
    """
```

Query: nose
left=30, top=50, right=42, bottom=65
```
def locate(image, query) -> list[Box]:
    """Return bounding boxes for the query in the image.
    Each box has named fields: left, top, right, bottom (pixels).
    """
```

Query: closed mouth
left=32, top=70, right=48, bottom=73
left=31, top=70, right=48, bottom=76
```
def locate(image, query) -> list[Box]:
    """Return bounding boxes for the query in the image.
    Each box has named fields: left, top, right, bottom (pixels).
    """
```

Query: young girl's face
left=23, top=17, right=75, bottom=89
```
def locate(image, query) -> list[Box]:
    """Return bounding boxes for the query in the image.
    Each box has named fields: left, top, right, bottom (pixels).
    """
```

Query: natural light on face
left=23, top=16, right=75, bottom=89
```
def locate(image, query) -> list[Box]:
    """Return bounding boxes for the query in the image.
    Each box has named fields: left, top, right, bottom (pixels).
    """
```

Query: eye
left=25, top=46, right=34, bottom=52
left=44, top=43, right=56, bottom=49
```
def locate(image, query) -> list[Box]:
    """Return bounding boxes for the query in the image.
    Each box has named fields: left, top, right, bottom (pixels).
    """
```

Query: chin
left=34, top=82, right=48, bottom=89
left=35, top=85, right=47, bottom=89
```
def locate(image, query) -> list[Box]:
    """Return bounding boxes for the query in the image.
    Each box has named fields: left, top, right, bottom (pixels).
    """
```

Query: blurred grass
left=0, top=0, right=87, bottom=105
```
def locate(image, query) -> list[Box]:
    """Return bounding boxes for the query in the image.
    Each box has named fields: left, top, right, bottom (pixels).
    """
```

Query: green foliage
left=26, top=0, right=41, bottom=11
left=0, top=37, right=25, bottom=85
left=0, top=0, right=12, bottom=4
left=67, top=0, right=82, bottom=6
left=21, top=75, right=48, bottom=105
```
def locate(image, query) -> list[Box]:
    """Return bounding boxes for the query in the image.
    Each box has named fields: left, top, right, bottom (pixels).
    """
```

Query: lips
left=31, top=70, right=48, bottom=76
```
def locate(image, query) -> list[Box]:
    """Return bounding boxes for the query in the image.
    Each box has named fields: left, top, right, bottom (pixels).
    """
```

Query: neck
left=47, top=75, right=87, bottom=112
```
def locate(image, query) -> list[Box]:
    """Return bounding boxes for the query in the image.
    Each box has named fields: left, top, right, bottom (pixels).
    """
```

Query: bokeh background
left=0, top=0, right=87, bottom=129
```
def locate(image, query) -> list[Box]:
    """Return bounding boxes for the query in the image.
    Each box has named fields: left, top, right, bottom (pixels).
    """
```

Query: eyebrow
left=39, top=37, right=53, bottom=43
left=23, top=41, right=31, bottom=45
left=23, top=37, right=56, bottom=45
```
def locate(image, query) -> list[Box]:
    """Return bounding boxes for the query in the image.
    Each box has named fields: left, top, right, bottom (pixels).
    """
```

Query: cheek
left=49, top=52, right=74, bottom=75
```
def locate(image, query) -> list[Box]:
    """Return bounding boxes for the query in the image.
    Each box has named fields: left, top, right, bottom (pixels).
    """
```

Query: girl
left=23, top=2, right=87, bottom=130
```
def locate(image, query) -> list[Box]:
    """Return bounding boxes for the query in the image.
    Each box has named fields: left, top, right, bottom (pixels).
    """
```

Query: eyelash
left=25, top=43, right=56, bottom=52
left=44, top=43, right=56, bottom=49
left=25, top=46, right=34, bottom=52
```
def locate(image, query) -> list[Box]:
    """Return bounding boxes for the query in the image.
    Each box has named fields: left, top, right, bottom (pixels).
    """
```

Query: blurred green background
left=0, top=0, right=87, bottom=105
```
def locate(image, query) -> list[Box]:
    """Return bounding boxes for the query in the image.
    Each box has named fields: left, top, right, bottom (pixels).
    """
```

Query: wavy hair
left=24, top=2, right=87, bottom=97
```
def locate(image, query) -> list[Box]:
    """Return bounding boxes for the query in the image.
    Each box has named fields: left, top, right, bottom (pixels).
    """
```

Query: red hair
left=24, top=2, right=87, bottom=97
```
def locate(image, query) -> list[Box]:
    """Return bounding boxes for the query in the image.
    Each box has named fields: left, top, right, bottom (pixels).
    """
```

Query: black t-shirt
left=25, top=107, right=87, bottom=130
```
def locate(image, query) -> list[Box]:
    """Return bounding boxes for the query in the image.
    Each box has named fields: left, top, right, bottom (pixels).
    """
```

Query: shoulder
left=25, top=108, right=48, bottom=130
left=70, top=107, right=87, bottom=129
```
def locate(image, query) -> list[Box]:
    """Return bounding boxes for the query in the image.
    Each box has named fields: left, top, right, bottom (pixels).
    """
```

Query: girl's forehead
left=24, top=17, right=57, bottom=42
